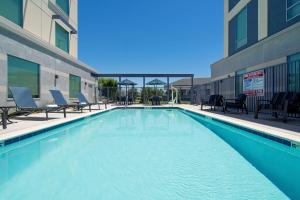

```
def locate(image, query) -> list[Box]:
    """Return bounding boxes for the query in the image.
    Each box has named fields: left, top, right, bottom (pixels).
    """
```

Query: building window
left=8, top=55, right=40, bottom=98
left=0, top=0, right=23, bottom=26
left=288, top=52, right=300, bottom=92
left=287, top=0, right=300, bottom=21
left=56, top=0, right=69, bottom=16
left=55, top=23, right=69, bottom=53
left=235, top=7, right=247, bottom=49
left=69, top=74, right=81, bottom=98
left=229, top=0, right=241, bottom=11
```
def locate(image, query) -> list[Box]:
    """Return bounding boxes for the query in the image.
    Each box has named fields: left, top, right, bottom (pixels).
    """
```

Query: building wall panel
left=211, top=23, right=300, bottom=79
left=268, top=0, right=300, bottom=36
left=20, top=0, right=78, bottom=58
left=0, top=32, right=96, bottom=106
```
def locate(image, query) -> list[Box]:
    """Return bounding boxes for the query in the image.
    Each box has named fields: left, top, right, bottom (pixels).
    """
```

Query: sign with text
left=243, top=70, right=264, bottom=96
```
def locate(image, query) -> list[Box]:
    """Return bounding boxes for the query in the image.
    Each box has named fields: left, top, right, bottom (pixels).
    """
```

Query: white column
left=224, top=0, right=229, bottom=58
left=258, top=0, right=268, bottom=40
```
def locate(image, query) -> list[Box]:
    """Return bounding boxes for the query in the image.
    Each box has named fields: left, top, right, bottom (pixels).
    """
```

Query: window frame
left=55, top=23, right=70, bottom=53
left=235, top=7, right=248, bottom=50
left=56, top=0, right=70, bottom=16
left=229, top=0, right=241, bottom=12
left=7, top=55, right=41, bottom=99
left=286, top=0, right=300, bottom=21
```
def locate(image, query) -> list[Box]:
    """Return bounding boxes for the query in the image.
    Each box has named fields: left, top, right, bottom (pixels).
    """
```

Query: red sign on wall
left=243, top=70, right=265, bottom=96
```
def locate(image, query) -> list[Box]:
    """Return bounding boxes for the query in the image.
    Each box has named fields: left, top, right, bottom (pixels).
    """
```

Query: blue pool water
left=0, top=108, right=299, bottom=199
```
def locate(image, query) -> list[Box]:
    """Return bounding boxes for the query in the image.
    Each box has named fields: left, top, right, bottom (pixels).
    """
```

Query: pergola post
left=125, top=85, right=128, bottom=107
left=143, top=76, right=145, bottom=104
left=167, top=77, right=170, bottom=102
left=191, top=76, right=194, bottom=104
left=95, top=77, right=98, bottom=103
left=119, top=77, right=121, bottom=102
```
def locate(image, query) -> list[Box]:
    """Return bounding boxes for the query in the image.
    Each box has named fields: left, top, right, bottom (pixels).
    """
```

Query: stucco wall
left=0, top=32, right=96, bottom=106
left=211, top=22, right=300, bottom=79
left=22, top=0, right=78, bottom=58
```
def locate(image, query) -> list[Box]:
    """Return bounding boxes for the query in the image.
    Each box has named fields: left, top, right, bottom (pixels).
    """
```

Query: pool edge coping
left=0, top=107, right=117, bottom=147
left=0, top=105, right=299, bottom=149
left=175, top=106, right=300, bottom=149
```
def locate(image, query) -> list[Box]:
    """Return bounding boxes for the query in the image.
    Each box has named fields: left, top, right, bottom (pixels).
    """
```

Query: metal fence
left=98, top=86, right=192, bottom=105
left=206, top=60, right=300, bottom=112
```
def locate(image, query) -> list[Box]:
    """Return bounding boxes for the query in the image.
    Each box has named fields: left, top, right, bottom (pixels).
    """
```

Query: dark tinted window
left=8, top=55, right=40, bottom=98
left=229, top=0, right=241, bottom=11
left=0, top=0, right=23, bottom=26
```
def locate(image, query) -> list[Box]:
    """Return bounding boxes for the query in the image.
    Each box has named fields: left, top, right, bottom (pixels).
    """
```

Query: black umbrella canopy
left=146, top=79, right=166, bottom=86
left=118, top=79, right=137, bottom=86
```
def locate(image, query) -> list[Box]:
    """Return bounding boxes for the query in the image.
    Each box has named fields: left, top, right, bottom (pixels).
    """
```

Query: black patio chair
left=128, top=96, right=134, bottom=105
left=201, top=95, right=224, bottom=111
left=283, top=92, right=300, bottom=121
left=9, top=87, right=65, bottom=120
left=254, top=92, right=284, bottom=119
left=120, top=96, right=126, bottom=105
left=152, top=96, right=160, bottom=105
left=201, top=95, right=216, bottom=110
left=50, top=90, right=85, bottom=113
left=76, top=92, right=102, bottom=112
left=224, top=94, right=248, bottom=114
left=255, top=92, right=300, bottom=122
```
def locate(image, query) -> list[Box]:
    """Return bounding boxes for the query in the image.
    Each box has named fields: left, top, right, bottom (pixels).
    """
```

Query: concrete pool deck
left=0, top=104, right=299, bottom=148
left=0, top=105, right=115, bottom=144
left=176, top=104, right=300, bottom=147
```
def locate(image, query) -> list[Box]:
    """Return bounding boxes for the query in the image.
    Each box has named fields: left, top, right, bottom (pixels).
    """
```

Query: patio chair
left=254, top=92, right=284, bottom=119
left=76, top=92, right=102, bottom=112
left=284, top=92, right=300, bottom=121
left=50, top=90, right=85, bottom=113
left=151, top=96, right=160, bottom=105
left=255, top=92, right=300, bottom=122
left=9, top=87, right=65, bottom=120
left=224, top=94, right=248, bottom=114
left=120, top=96, right=126, bottom=105
left=128, top=96, right=134, bottom=105
left=201, top=95, right=224, bottom=111
left=116, top=96, right=121, bottom=105
left=201, top=95, right=216, bottom=110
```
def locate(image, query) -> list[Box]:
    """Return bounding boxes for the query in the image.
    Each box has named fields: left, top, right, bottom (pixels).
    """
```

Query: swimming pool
left=0, top=108, right=299, bottom=199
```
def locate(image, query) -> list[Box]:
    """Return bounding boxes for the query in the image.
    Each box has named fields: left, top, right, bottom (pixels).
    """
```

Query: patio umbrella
left=146, top=79, right=166, bottom=88
left=118, top=79, right=137, bottom=106
left=146, top=79, right=166, bottom=96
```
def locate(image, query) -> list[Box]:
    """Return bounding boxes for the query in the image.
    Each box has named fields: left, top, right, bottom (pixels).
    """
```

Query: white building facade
left=0, top=0, right=98, bottom=105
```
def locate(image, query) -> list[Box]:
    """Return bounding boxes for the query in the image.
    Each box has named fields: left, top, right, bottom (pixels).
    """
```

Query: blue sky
left=78, top=0, right=224, bottom=77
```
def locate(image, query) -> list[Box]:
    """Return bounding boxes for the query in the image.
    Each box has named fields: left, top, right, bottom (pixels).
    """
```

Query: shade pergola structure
left=118, top=79, right=137, bottom=106
left=91, top=73, right=194, bottom=104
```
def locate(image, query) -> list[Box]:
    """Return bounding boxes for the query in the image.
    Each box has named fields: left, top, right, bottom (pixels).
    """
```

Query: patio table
left=0, top=106, right=16, bottom=129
